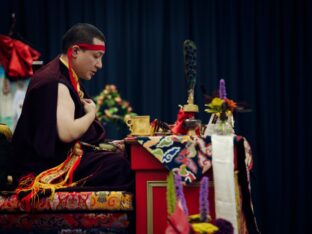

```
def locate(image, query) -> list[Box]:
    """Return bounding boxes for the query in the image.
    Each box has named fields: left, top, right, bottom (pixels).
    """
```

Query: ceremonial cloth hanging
left=136, top=135, right=213, bottom=183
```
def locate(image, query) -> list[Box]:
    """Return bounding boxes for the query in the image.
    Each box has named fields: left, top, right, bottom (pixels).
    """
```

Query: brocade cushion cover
left=0, top=213, right=129, bottom=230
left=0, top=191, right=133, bottom=212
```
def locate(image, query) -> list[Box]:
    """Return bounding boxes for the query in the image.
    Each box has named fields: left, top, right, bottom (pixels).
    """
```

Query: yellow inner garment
left=59, top=56, right=84, bottom=98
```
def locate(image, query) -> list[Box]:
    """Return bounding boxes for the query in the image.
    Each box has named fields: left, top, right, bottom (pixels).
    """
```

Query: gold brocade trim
left=40, top=154, right=81, bottom=184
left=15, top=142, right=84, bottom=210
left=146, top=180, right=214, bottom=234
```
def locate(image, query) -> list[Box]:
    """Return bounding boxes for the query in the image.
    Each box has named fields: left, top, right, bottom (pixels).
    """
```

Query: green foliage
left=166, top=171, right=176, bottom=215
left=94, top=84, right=136, bottom=126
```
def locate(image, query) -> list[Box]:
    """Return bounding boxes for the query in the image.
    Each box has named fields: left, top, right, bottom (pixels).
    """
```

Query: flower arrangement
left=166, top=171, right=233, bottom=234
left=94, top=84, right=136, bottom=125
left=203, top=79, right=252, bottom=136
left=204, top=79, right=237, bottom=122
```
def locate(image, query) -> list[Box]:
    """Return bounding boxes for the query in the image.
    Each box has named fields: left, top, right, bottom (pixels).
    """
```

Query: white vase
left=203, top=113, right=235, bottom=137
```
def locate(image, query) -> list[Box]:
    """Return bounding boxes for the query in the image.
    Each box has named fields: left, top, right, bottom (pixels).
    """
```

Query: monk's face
left=72, top=38, right=105, bottom=80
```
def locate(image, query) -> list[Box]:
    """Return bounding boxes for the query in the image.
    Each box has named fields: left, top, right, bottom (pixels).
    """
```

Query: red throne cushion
left=0, top=191, right=133, bottom=232
left=0, top=191, right=133, bottom=212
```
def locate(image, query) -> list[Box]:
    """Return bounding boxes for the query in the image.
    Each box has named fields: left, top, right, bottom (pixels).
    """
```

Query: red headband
left=77, top=44, right=105, bottom=51
left=67, top=43, right=105, bottom=94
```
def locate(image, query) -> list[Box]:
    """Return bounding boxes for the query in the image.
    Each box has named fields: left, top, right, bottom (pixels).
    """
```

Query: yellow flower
left=204, top=98, right=224, bottom=114
left=191, top=222, right=219, bottom=234
left=104, top=109, right=112, bottom=117
left=211, top=97, right=224, bottom=107
left=189, top=214, right=212, bottom=223
left=189, top=214, right=200, bottom=222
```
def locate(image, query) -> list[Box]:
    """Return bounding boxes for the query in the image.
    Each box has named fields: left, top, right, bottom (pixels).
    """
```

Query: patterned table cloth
left=135, top=135, right=252, bottom=183
left=135, top=135, right=213, bottom=183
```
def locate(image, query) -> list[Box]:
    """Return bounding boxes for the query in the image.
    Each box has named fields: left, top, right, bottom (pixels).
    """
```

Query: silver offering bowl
left=183, top=118, right=201, bottom=136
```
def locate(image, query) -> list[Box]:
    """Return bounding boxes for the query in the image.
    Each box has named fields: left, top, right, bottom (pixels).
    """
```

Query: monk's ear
left=71, top=45, right=80, bottom=58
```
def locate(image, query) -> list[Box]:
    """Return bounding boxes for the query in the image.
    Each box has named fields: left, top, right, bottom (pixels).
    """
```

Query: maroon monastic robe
left=10, top=57, right=133, bottom=191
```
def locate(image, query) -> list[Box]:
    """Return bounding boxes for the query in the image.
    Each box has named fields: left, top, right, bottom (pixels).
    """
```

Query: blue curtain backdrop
left=0, top=0, right=311, bottom=233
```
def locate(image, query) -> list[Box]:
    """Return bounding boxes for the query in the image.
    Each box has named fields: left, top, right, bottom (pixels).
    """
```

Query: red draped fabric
left=0, top=35, right=40, bottom=79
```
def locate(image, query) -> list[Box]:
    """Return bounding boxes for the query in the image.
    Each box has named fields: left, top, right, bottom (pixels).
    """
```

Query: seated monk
left=8, top=23, right=133, bottom=198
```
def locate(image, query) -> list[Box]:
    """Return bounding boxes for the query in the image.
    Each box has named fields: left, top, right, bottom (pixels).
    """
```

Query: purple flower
left=213, top=218, right=234, bottom=234
left=219, top=79, right=227, bottom=99
left=173, top=172, right=189, bottom=215
left=199, top=176, right=209, bottom=222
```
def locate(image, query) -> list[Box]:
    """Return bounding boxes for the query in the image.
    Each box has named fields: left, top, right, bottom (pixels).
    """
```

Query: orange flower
left=97, top=99, right=103, bottom=105
left=225, top=98, right=237, bottom=111
left=110, top=85, right=117, bottom=92
left=114, top=97, right=122, bottom=104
